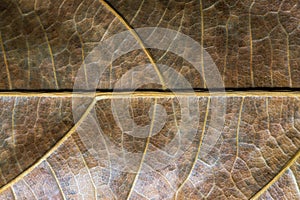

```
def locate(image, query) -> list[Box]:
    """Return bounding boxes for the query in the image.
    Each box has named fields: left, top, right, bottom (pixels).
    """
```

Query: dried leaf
left=0, top=0, right=299, bottom=199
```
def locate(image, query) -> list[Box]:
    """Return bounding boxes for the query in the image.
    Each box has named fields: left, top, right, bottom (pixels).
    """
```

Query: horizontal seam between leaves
left=0, top=91, right=299, bottom=97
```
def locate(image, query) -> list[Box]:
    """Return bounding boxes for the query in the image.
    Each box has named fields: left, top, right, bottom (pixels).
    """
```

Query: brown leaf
left=107, top=0, right=300, bottom=88
left=0, top=94, right=299, bottom=199
left=0, top=0, right=299, bottom=199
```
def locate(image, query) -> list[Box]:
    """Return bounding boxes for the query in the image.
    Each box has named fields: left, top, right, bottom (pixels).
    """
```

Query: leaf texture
left=107, top=0, right=300, bottom=88
left=258, top=157, right=300, bottom=199
left=0, top=96, right=74, bottom=186
left=0, top=0, right=299, bottom=199
left=0, top=94, right=299, bottom=199
left=0, top=0, right=299, bottom=89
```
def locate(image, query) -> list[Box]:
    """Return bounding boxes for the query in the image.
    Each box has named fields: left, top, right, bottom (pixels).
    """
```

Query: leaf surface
left=0, top=0, right=299, bottom=199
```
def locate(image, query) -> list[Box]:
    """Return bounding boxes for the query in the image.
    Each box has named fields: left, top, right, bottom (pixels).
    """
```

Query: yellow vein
left=135, top=190, right=150, bottom=200
left=15, top=2, right=23, bottom=16
left=250, top=148, right=300, bottom=200
left=171, top=100, right=180, bottom=140
left=286, top=34, right=292, bottom=87
left=100, top=16, right=116, bottom=88
left=73, top=139, right=98, bottom=199
left=23, top=180, right=38, bottom=200
left=0, top=168, right=6, bottom=184
left=278, top=17, right=292, bottom=87
left=236, top=97, right=244, bottom=157
left=11, top=187, right=17, bottom=200
left=88, top=107, right=112, bottom=184
left=78, top=33, right=88, bottom=88
left=11, top=99, right=23, bottom=172
left=33, top=97, right=42, bottom=146
left=249, top=1, right=255, bottom=87
left=46, top=161, right=67, bottom=200
left=0, top=98, right=97, bottom=194
left=14, top=2, right=30, bottom=88
left=151, top=164, right=174, bottom=191
left=0, top=32, right=12, bottom=89
left=290, top=168, right=300, bottom=195
left=74, top=21, right=88, bottom=88
left=175, top=97, right=211, bottom=199
left=11, top=99, right=16, bottom=145
left=200, top=0, right=206, bottom=88
left=157, top=10, right=184, bottom=62
left=156, top=0, right=170, bottom=27
left=130, top=0, right=145, bottom=24
left=268, top=38, right=274, bottom=86
left=99, top=0, right=167, bottom=90
left=266, top=97, right=270, bottom=131
left=2, top=91, right=300, bottom=98
left=34, top=13, right=59, bottom=89
left=223, top=16, right=230, bottom=81
left=25, top=37, right=31, bottom=88
left=126, top=98, right=158, bottom=200
left=229, top=160, right=249, bottom=200
left=1, top=90, right=300, bottom=99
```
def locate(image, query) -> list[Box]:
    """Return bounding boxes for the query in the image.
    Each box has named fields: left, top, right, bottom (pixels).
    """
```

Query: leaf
left=0, top=96, right=73, bottom=185
left=107, top=0, right=300, bottom=88
left=0, top=0, right=299, bottom=199
left=0, top=94, right=299, bottom=199
left=1, top=0, right=299, bottom=90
